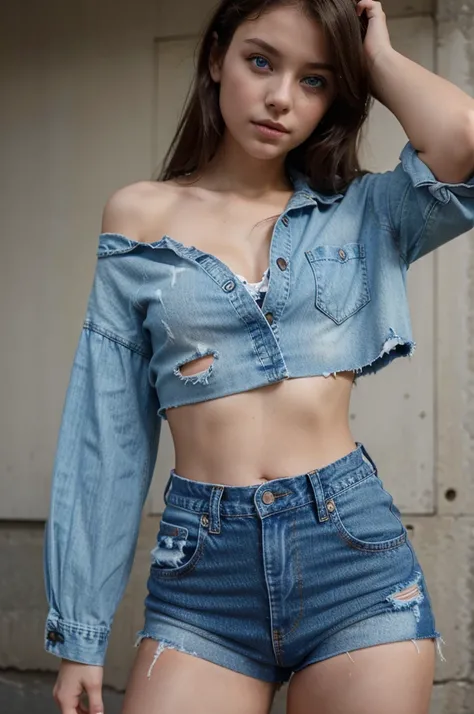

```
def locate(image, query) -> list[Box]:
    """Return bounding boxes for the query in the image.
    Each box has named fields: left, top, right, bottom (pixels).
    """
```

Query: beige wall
left=1, top=0, right=473, bottom=712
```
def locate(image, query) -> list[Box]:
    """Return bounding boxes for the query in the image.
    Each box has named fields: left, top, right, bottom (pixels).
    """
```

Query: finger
left=357, top=0, right=384, bottom=14
left=53, top=686, right=82, bottom=714
left=56, top=700, right=80, bottom=714
left=85, top=683, right=105, bottom=714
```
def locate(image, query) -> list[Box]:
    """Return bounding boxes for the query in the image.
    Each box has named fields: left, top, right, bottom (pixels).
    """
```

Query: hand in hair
left=356, top=0, right=392, bottom=67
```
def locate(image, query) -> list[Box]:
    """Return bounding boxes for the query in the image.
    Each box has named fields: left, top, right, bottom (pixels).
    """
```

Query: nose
left=265, top=75, right=293, bottom=114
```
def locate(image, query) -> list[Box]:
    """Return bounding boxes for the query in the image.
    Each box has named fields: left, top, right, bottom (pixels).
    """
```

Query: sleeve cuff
left=45, top=612, right=110, bottom=666
left=400, top=142, right=474, bottom=199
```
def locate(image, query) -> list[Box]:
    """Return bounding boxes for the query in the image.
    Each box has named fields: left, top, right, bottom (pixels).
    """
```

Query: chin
left=240, top=138, right=289, bottom=161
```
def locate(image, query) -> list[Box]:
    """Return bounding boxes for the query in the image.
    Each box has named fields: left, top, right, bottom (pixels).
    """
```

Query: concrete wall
left=1, top=0, right=473, bottom=712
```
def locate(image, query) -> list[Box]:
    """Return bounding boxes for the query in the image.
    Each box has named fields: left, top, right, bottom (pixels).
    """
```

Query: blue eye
left=303, top=76, right=326, bottom=90
left=249, top=55, right=270, bottom=70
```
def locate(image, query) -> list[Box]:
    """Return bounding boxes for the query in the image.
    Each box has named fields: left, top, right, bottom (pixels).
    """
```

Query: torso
left=116, top=178, right=357, bottom=485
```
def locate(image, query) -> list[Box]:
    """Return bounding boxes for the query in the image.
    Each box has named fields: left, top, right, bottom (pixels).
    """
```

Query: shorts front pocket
left=305, top=243, right=371, bottom=324
left=327, top=473, right=407, bottom=553
left=150, top=504, right=209, bottom=578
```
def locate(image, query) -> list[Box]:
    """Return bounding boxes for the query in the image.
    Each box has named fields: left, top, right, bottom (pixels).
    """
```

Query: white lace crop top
left=234, top=267, right=270, bottom=308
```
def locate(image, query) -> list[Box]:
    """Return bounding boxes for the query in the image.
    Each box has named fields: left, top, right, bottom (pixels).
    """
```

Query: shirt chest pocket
left=305, top=243, right=371, bottom=325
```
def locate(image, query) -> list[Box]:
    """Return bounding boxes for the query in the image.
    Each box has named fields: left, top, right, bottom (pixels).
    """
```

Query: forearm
left=369, top=47, right=474, bottom=182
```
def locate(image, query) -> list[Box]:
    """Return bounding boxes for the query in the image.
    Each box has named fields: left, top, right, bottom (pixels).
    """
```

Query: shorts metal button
left=326, top=500, right=335, bottom=513
left=265, top=312, right=274, bottom=325
left=262, top=491, right=275, bottom=505
left=338, top=249, right=346, bottom=260
left=276, top=257, right=288, bottom=271
left=201, top=514, right=209, bottom=527
left=224, top=280, right=236, bottom=292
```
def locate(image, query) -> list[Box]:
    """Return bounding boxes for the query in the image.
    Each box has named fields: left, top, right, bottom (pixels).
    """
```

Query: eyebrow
left=243, top=38, right=335, bottom=72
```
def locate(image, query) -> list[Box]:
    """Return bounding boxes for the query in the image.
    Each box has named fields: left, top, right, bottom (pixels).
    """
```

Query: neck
left=198, top=131, right=293, bottom=197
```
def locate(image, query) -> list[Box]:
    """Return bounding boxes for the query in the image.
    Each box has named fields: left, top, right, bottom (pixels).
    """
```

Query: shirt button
left=276, top=257, right=288, bottom=271
left=223, top=280, right=236, bottom=292
left=282, top=216, right=289, bottom=227
left=338, top=249, right=346, bottom=260
left=265, top=312, right=274, bottom=325
left=262, top=491, right=275, bottom=504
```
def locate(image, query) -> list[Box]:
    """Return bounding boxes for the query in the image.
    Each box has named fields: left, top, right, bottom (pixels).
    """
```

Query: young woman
left=44, top=1, right=474, bottom=713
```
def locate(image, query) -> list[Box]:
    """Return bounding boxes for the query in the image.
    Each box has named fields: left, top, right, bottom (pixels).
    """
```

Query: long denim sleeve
left=43, top=244, right=161, bottom=665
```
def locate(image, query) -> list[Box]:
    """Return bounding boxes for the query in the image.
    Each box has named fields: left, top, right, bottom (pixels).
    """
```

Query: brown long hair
left=158, top=0, right=372, bottom=193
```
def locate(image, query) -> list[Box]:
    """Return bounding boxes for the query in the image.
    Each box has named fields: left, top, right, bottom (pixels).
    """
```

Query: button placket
left=243, top=211, right=291, bottom=322
left=223, top=280, right=236, bottom=292
left=258, top=211, right=292, bottom=336
left=215, top=210, right=291, bottom=382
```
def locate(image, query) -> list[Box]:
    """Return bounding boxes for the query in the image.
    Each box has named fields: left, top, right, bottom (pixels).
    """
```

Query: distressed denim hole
left=179, top=354, right=214, bottom=377
left=151, top=520, right=189, bottom=569
left=173, top=350, right=219, bottom=386
left=392, top=584, right=421, bottom=602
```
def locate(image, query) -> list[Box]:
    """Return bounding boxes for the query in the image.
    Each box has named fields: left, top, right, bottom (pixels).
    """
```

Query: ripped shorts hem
left=134, top=628, right=290, bottom=685
left=293, top=633, right=445, bottom=673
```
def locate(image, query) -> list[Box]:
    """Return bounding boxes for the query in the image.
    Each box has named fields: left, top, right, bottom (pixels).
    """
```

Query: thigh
left=287, top=639, right=435, bottom=714
left=121, top=638, right=277, bottom=714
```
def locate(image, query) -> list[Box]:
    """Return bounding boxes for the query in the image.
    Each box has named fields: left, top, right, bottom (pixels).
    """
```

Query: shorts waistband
left=163, top=443, right=377, bottom=525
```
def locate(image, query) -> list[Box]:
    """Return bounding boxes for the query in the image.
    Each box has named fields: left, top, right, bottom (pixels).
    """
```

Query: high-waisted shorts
left=136, top=443, right=440, bottom=684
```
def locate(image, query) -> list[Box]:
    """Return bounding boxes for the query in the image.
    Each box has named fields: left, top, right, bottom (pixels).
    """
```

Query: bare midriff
left=167, top=372, right=357, bottom=486
left=132, top=178, right=359, bottom=486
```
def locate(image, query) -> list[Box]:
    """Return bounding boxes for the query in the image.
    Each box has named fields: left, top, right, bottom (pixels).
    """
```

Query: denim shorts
left=136, top=443, right=439, bottom=684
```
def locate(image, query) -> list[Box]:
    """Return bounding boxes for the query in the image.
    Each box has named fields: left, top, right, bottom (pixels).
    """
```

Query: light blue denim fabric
left=44, top=143, right=474, bottom=664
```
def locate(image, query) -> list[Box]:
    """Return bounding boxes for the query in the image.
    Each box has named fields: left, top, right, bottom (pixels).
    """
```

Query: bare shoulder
left=101, top=180, right=178, bottom=242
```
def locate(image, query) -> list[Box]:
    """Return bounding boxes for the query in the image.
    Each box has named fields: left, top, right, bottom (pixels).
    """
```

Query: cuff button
left=47, top=630, right=65, bottom=644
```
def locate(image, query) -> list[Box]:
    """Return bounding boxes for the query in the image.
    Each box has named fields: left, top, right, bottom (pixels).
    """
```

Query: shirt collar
left=288, top=168, right=344, bottom=208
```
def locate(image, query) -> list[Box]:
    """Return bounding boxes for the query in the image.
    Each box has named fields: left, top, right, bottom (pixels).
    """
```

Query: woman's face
left=210, top=4, right=338, bottom=162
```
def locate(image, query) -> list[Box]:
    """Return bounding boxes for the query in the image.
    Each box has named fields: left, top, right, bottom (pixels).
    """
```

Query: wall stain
left=437, top=0, right=474, bottom=89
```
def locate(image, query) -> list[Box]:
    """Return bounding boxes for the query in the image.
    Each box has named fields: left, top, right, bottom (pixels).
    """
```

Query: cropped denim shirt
left=44, top=143, right=474, bottom=664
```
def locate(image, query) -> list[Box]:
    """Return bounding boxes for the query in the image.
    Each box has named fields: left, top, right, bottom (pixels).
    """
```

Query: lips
left=253, top=120, right=289, bottom=133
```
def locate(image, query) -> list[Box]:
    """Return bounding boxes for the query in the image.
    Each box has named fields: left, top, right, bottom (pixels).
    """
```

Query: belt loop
left=163, top=471, right=173, bottom=505
left=358, top=442, right=377, bottom=473
left=307, top=471, right=329, bottom=523
left=208, top=485, right=224, bottom=534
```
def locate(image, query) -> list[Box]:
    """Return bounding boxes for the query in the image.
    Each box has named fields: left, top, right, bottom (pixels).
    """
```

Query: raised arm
left=357, top=0, right=474, bottom=183
left=354, top=0, right=474, bottom=264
